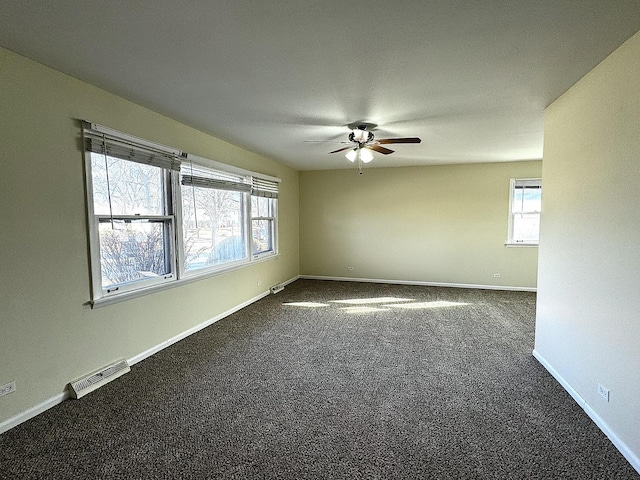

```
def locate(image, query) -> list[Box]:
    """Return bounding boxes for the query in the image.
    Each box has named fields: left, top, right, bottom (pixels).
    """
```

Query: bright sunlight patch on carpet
left=330, top=297, right=413, bottom=305
left=283, top=302, right=329, bottom=308
left=384, top=301, right=469, bottom=309
left=339, top=306, right=390, bottom=314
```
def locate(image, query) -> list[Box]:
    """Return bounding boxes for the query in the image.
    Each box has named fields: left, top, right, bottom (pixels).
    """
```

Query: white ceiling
left=2, top=1, right=640, bottom=171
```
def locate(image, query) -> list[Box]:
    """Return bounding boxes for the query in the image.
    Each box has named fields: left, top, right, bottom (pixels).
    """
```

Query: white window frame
left=250, top=178, right=279, bottom=261
left=180, top=155, right=279, bottom=270
left=83, top=124, right=280, bottom=307
left=83, top=122, right=181, bottom=300
left=506, top=178, right=542, bottom=246
left=178, top=155, right=251, bottom=278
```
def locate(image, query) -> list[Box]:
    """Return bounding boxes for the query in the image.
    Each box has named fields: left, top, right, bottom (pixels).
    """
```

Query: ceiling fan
left=327, top=122, right=421, bottom=173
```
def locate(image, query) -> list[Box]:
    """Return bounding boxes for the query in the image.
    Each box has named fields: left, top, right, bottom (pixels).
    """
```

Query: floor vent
left=68, top=358, right=130, bottom=399
left=271, top=284, right=285, bottom=294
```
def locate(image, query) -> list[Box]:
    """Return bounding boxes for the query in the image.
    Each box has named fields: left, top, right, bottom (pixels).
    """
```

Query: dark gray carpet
left=1, top=279, right=637, bottom=479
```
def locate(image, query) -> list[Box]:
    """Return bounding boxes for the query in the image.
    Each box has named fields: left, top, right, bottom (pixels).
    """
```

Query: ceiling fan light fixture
left=351, top=128, right=373, bottom=143
left=325, top=122, right=420, bottom=171
left=360, top=149, right=374, bottom=163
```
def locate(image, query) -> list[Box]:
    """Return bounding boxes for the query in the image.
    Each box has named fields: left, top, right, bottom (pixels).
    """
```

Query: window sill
left=90, top=253, right=279, bottom=308
left=505, top=242, right=538, bottom=248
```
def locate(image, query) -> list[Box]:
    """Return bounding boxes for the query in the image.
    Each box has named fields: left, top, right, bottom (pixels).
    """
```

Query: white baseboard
left=532, top=349, right=640, bottom=475
left=129, top=275, right=299, bottom=366
left=0, top=275, right=300, bottom=435
left=128, top=290, right=271, bottom=366
left=0, top=392, right=69, bottom=435
left=279, top=275, right=300, bottom=288
left=300, top=275, right=536, bottom=292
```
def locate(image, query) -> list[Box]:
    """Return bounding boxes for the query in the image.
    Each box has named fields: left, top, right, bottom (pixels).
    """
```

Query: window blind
left=180, top=163, right=251, bottom=192
left=514, top=179, right=541, bottom=189
left=83, top=122, right=182, bottom=171
left=181, top=175, right=252, bottom=192
left=252, top=177, right=279, bottom=198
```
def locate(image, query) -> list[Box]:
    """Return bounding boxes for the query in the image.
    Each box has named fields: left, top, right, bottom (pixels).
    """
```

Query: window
left=251, top=177, right=278, bottom=258
left=180, top=162, right=251, bottom=273
left=83, top=123, right=279, bottom=305
left=84, top=124, right=179, bottom=297
left=507, top=178, right=542, bottom=245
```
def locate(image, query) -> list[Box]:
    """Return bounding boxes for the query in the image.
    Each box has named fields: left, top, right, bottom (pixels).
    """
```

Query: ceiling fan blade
left=366, top=145, right=394, bottom=155
left=329, top=146, right=356, bottom=154
left=377, top=137, right=422, bottom=145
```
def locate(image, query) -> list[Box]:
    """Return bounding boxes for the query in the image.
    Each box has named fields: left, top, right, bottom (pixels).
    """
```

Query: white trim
left=0, top=275, right=299, bottom=434
left=127, top=289, right=271, bottom=365
left=281, top=275, right=300, bottom=287
left=91, top=253, right=280, bottom=308
left=532, top=350, right=588, bottom=408
left=83, top=140, right=102, bottom=301
left=507, top=177, right=542, bottom=245
left=299, top=275, right=537, bottom=292
left=532, top=350, right=640, bottom=475
left=83, top=141, right=178, bottom=301
left=83, top=124, right=281, bottom=306
left=0, top=392, right=69, bottom=435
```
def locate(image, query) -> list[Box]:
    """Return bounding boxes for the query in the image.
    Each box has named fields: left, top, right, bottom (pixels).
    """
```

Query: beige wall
left=535, top=30, right=640, bottom=468
left=300, top=161, right=541, bottom=289
left=0, top=48, right=299, bottom=426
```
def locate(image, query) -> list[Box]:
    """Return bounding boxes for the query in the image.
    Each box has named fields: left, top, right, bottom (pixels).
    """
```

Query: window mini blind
left=251, top=177, right=279, bottom=198
left=181, top=163, right=251, bottom=193
left=83, top=121, right=182, bottom=171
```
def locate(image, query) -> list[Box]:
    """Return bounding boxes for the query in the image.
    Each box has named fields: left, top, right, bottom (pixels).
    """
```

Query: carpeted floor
left=1, top=279, right=637, bottom=479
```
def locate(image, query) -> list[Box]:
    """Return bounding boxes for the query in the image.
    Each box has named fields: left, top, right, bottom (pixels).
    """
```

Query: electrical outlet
left=257, top=280, right=262, bottom=286
left=598, top=383, right=610, bottom=402
left=493, top=273, right=501, bottom=278
left=0, top=381, right=16, bottom=398
left=347, top=266, right=354, bottom=271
